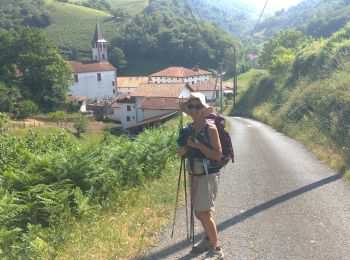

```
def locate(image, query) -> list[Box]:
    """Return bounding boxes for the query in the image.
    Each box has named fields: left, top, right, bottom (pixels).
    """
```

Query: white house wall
left=108, top=108, right=121, bottom=122
left=71, top=71, right=116, bottom=99
left=135, top=97, right=145, bottom=122
left=150, top=75, right=210, bottom=84
left=120, top=103, right=137, bottom=128
left=143, top=109, right=175, bottom=120
left=201, top=90, right=219, bottom=101
left=117, top=87, right=137, bottom=94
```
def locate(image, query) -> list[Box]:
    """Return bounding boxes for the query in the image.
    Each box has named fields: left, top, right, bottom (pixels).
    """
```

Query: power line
left=247, top=0, right=269, bottom=44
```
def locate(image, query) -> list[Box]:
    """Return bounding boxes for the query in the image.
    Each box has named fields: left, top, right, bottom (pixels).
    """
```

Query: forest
left=0, top=0, right=50, bottom=29
left=0, top=28, right=72, bottom=115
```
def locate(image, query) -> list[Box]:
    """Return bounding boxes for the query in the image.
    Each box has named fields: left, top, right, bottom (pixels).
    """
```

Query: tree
left=259, top=30, right=306, bottom=69
left=0, top=83, right=22, bottom=116
left=74, top=117, right=89, bottom=136
left=15, top=27, right=73, bottom=111
left=109, top=47, right=127, bottom=69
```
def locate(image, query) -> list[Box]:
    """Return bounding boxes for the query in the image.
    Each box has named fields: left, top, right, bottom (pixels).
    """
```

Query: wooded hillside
left=256, top=0, right=350, bottom=38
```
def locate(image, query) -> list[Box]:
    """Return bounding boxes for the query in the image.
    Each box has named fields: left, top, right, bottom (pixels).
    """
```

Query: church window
left=97, top=73, right=101, bottom=81
left=126, top=116, right=131, bottom=121
left=113, top=89, right=116, bottom=94
left=74, top=74, right=78, bottom=82
left=112, top=81, right=115, bottom=86
left=127, top=105, right=131, bottom=111
left=102, top=54, right=105, bottom=60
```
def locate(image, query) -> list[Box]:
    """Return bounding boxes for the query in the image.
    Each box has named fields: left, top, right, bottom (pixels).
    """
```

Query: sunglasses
left=187, top=103, right=204, bottom=110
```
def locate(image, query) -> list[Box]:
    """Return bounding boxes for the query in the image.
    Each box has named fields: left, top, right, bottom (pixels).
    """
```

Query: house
left=116, top=77, right=149, bottom=94
left=191, top=78, right=220, bottom=101
left=108, top=93, right=133, bottom=123
left=111, top=83, right=192, bottom=129
left=69, top=22, right=117, bottom=99
left=131, top=83, right=192, bottom=123
left=66, top=95, right=87, bottom=113
left=149, top=66, right=212, bottom=84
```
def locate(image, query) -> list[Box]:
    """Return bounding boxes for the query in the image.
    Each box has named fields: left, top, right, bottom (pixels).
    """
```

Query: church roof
left=69, top=61, right=116, bottom=73
left=92, top=22, right=106, bottom=46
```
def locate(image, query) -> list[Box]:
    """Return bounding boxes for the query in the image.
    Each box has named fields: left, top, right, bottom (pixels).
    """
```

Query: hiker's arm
left=187, top=125, right=222, bottom=161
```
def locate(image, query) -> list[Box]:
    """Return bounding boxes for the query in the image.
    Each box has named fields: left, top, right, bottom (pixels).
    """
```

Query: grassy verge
left=231, top=68, right=350, bottom=184
left=225, top=68, right=268, bottom=116
left=56, top=160, right=180, bottom=259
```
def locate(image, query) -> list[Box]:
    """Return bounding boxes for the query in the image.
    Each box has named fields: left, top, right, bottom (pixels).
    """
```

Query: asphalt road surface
left=145, top=117, right=350, bottom=260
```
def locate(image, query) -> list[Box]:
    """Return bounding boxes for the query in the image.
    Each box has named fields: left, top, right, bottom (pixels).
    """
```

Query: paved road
left=145, top=117, right=350, bottom=260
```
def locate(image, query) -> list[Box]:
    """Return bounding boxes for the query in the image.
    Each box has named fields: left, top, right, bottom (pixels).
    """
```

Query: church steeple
left=92, top=22, right=108, bottom=62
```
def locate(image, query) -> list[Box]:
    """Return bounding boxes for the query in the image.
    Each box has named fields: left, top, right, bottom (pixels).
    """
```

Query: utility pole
left=233, top=47, right=237, bottom=106
left=219, top=63, right=223, bottom=113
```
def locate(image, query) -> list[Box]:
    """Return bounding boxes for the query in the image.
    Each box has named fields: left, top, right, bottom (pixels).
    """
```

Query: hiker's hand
left=178, top=146, right=187, bottom=156
left=187, top=137, right=201, bottom=149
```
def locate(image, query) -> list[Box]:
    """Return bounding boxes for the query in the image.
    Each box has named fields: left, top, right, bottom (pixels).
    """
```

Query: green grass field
left=44, top=0, right=132, bottom=54
left=225, top=68, right=267, bottom=95
left=106, top=0, right=148, bottom=13
left=68, top=0, right=148, bottom=14
left=7, top=125, right=103, bottom=145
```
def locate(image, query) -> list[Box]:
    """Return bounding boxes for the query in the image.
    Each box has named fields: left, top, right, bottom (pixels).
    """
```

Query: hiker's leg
left=195, top=210, right=219, bottom=246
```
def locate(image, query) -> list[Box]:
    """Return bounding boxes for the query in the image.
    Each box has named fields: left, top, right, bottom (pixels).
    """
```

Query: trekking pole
left=171, top=157, right=184, bottom=238
left=183, top=158, right=190, bottom=240
left=190, top=172, right=195, bottom=246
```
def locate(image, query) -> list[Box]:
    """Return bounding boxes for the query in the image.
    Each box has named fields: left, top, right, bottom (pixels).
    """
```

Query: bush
left=0, top=112, right=9, bottom=131
left=73, top=117, right=89, bottom=135
left=18, top=100, right=39, bottom=119
left=48, top=111, right=67, bottom=125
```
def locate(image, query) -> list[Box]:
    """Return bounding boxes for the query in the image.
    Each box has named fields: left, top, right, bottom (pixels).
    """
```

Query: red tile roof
left=139, top=97, right=180, bottom=110
left=117, top=77, right=149, bottom=88
left=191, top=78, right=218, bottom=91
left=150, top=67, right=211, bottom=78
left=131, top=83, right=193, bottom=98
left=67, top=95, right=87, bottom=102
left=69, top=61, right=116, bottom=73
left=116, top=94, right=135, bottom=103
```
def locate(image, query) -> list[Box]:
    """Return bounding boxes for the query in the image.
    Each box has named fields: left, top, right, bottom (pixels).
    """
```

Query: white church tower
left=92, top=22, right=108, bottom=62
left=69, top=22, right=117, bottom=99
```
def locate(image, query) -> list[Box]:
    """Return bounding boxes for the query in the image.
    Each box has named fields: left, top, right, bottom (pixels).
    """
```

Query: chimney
left=193, top=63, right=199, bottom=71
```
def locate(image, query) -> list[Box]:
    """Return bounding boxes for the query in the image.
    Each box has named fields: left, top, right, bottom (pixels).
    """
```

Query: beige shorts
left=190, top=173, right=220, bottom=212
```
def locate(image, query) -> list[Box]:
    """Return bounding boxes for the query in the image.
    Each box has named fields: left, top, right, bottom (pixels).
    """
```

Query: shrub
left=73, top=117, right=89, bottom=135
left=0, top=112, right=9, bottom=131
left=18, top=100, right=39, bottom=119
left=48, top=111, right=67, bottom=125
left=0, top=121, right=179, bottom=258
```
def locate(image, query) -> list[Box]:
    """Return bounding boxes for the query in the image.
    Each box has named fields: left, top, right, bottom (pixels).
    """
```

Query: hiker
left=178, top=92, right=224, bottom=259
